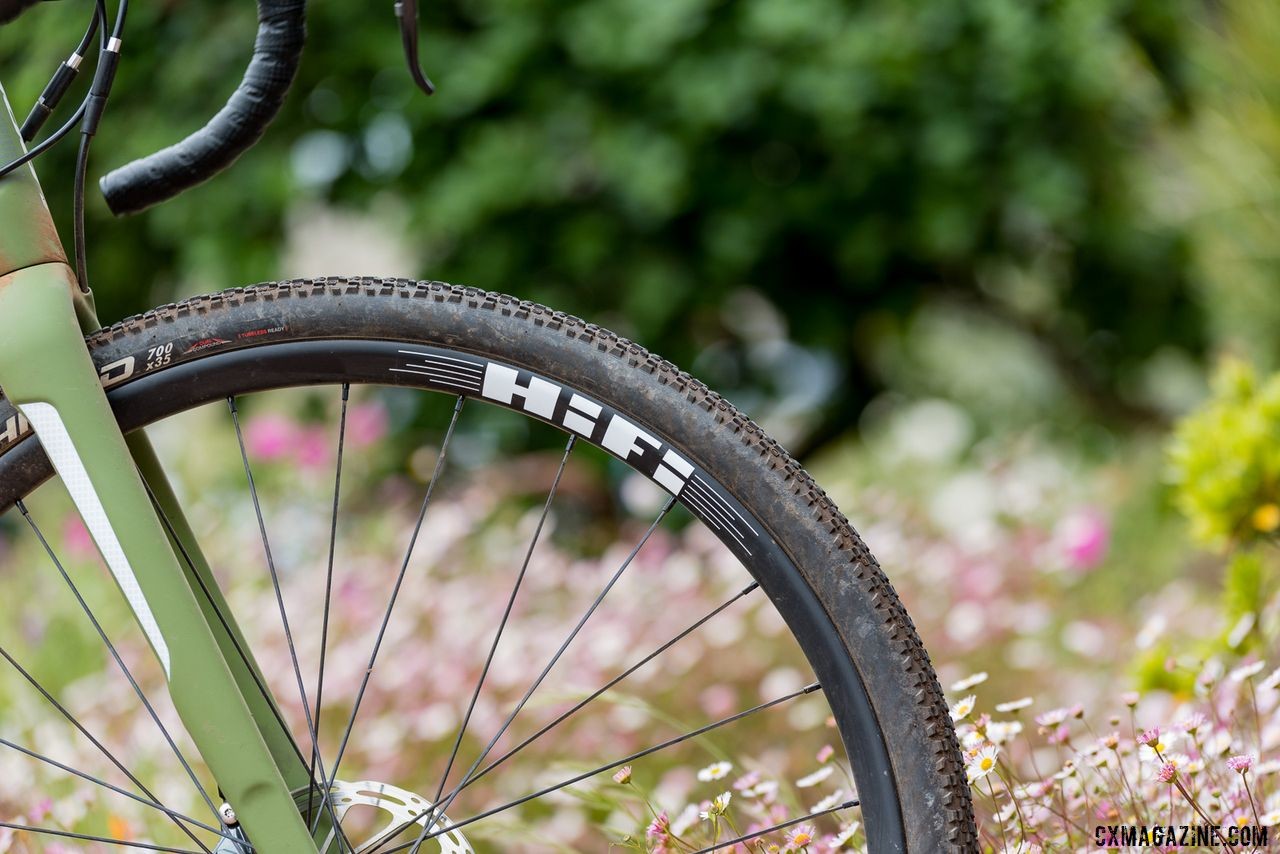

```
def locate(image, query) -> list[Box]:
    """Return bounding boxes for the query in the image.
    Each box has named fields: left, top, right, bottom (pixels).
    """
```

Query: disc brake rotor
left=322, top=779, right=474, bottom=854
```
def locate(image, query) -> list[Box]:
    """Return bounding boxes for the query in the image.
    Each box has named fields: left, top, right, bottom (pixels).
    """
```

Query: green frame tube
left=0, top=86, right=317, bottom=850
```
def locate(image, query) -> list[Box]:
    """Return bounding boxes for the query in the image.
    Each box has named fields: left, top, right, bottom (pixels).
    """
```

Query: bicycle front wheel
left=0, top=279, right=976, bottom=853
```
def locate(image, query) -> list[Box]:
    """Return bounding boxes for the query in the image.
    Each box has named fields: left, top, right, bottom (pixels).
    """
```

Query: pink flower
left=787, top=824, right=817, bottom=848
left=1227, top=754, right=1254, bottom=773
left=28, top=797, right=52, bottom=823
left=1137, top=726, right=1160, bottom=746
left=1156, top=762, right=1177, bottom=783
left=294, top=426, right=332, bottom=470
left=699, top=684, right=737, bottom=717
left=61, top=514, right=95, bottom=559
left=1036, top=708, right=1070, bottom=727
left=646, top=811, right=669, bottom=839
left=612, top=765, right=632, bottom=785
left=1057, top=507, right=1110, bottom=570
left=347, top=401, right=389, bottom=448
left=1179, top=714, right=1207, bottom=734
left=244, top=413, right=298, bottom=460
left=816, top=744, right=835, bottom=763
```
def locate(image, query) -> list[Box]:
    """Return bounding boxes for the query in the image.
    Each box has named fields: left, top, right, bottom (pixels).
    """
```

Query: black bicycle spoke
left=138, top=463, right=341, bottom=851
left=403, top=496, right=678, bottom=852
left=16, top=501, right=222, bottom=825
left=0, top=821, right=206, bottom=853
left=0, top=644, right=218, bottom=853
left=385, top=682, right=823, bottom=852
left=317, top=394, right=466, bottom=831
left=308, top=383, right=349, bottom=826
left=137, top=474, right=312, bottom=777
left=228, top=397, right=352, bottom=853
left=0, top=734, right=236, bottom=846
left=424, top=434, right=577, bottom=815
left=465, top=580, right=761, bottom=791
left=688, top=798, right=860, bottom=853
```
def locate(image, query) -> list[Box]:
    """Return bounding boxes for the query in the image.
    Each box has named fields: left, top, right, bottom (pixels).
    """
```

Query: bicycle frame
left=0, top=83, right=320, bottom=851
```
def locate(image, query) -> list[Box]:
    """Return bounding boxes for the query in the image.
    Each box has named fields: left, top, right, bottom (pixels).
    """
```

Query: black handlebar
left=98, top=0, right=305, bottom=216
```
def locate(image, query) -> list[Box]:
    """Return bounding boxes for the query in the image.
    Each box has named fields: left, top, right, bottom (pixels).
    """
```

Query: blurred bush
left=1168, top=357, right=1280, bottom=549
left=3, top=0, right=1204, bottom=448
left=1180, top=0, right=1280, bottom=374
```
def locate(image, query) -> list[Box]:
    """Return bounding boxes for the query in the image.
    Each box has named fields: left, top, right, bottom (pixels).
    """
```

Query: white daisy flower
left=699, top=793, right=729, bottom=821
left=966, top=744, right=999, bottom=784
left=1230, top=660, right=1266, bottom=682
left=1204, top=730, right=1233, bottom=757
left=744, top=779, right=779, bottom=799
left=830, top=822, right=861, bottom=846
left=1260, top=666, right=1280, bottom=692
left=809, top=789, right=846, bottom=812
left=950, top=672, right=989, bottom=692
left=1178, top=713, right=1208, bottom=734
left=1227, top=613, right=1255, bottom=649
left=796, top=766, right=835, bottom=788
left=995, top=697, right=1033, bottom=713
left=1261, top=810, right=1280, bottom=827
left=671, top=804, right=699, bottom=836
left=696, top=760, right=733, bottom=782
left=1035, top=707, right=1070, bottom=727
left=987, top=721, right=1023, bottom=744
left=949, top=694, right=977, bottom=722
left=1012, top=782, right=1046, bottom=799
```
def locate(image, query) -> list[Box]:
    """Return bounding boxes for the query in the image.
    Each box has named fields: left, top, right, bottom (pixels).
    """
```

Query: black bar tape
left=98, top=0, right=305, bottom=215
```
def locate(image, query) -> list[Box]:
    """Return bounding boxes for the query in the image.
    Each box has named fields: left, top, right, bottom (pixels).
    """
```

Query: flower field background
left=0, top=364, right=1274, bottom=853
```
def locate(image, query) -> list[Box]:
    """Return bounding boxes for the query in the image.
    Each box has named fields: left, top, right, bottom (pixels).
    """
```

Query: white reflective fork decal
left=18, top=402, right=172, bottom=677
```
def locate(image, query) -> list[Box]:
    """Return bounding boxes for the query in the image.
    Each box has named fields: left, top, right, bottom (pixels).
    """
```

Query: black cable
left=82, top=0, right=122, bottom=136
left=73, top=2, right=101, bottom=55
left=1, top=0, right=106, bottom=177
left=0, top=100, right=87, bottom=179
left=73, top=133, right=90, bottom=288
left=73, top=0, right=126, bottom=291
left=108, top=0, right=126, bottom=39
left=17, top=0, right=102, bottom=141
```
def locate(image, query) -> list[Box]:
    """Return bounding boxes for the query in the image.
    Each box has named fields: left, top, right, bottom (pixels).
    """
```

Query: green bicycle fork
left=0, top=84, right=318, bottom=851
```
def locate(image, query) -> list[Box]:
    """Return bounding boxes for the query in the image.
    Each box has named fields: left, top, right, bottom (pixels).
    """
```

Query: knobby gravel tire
left=0, top=278, right=977, bottom=852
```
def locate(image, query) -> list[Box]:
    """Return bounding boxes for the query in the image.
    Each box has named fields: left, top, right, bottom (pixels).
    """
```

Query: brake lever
left=394, top=0, right=436, bottom=96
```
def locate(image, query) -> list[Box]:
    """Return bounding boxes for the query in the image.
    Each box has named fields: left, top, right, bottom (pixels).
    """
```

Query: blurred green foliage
left=1168, top=357, right=1280, bottom=548
left=1181, top=0, right=1280, bottom=375
left=3, top=0, right=1205, bottom=447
